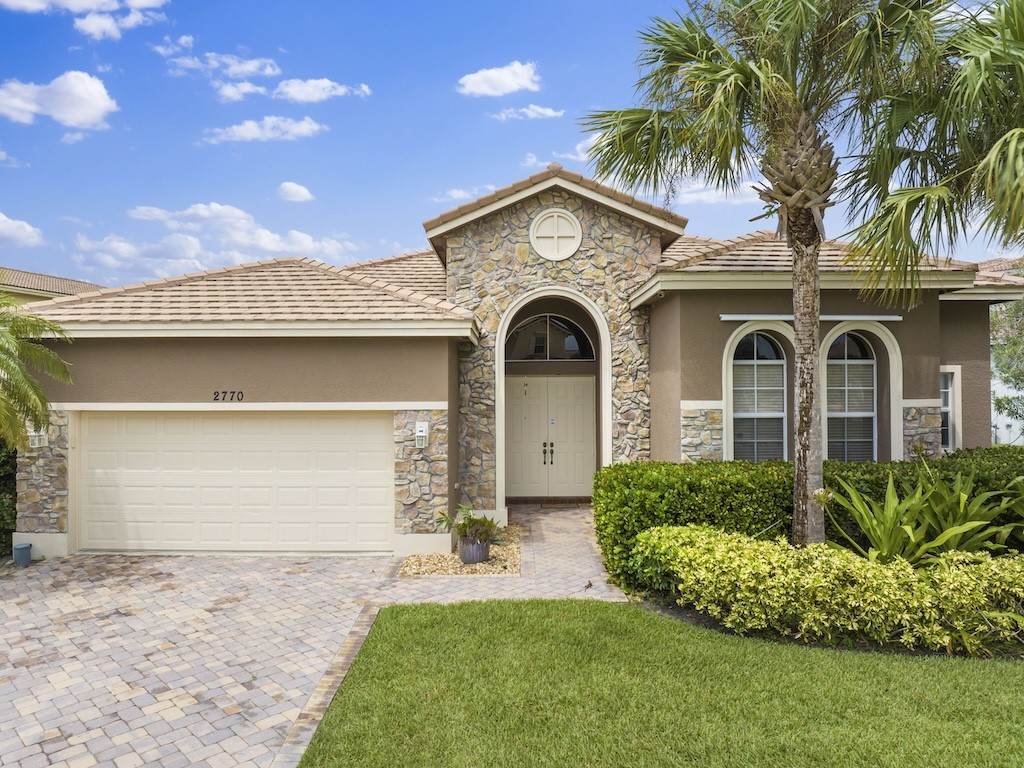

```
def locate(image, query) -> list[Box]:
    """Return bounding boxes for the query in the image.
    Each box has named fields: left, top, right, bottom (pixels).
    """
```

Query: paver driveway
left=1, top=505, right=624, bottom=768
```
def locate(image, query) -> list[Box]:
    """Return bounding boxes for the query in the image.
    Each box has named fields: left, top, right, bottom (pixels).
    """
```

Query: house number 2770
left=213, top=390, right=244, bottom=401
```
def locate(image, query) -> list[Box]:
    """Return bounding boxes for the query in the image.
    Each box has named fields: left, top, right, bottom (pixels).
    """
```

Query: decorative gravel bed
left=399, top=525, right=523, bottom=577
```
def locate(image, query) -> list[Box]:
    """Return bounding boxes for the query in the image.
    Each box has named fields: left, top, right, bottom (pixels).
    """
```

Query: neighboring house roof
left=424, top=162, right=688, bottom=256
left=25, top=257, right=477, bottom=339
left=1, top=266, right=103, bottom=297
left=979, top=256, right=1023, bottom=274
left=339, top=249, right=446, bottom=299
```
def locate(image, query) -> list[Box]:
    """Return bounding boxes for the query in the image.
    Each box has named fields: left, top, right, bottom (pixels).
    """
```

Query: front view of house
left=15, top=165, right=1024, bottom=558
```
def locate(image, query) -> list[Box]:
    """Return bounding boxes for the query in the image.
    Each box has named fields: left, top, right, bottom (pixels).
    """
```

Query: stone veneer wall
left=903, top=405, right=943, bottom=459
left=680, top=408, right=723, bottom=461
left=446, top=190, right=661, bottom=510
left=16, top=409, right=69, bottom=535
left=394, top=409, right=449, bottom=533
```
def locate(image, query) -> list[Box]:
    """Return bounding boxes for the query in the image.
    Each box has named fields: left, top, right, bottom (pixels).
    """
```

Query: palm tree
left=0, top=291, right=71, bottom=449
left=584, top=0, right=1024, bottom=544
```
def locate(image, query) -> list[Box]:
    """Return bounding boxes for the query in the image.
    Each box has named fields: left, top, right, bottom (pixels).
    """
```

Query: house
left=14, top=165, right=1024, bottom=559
left=981, top=256, right=1024, bottom=445
left=1, top=266, right=102, bottom=304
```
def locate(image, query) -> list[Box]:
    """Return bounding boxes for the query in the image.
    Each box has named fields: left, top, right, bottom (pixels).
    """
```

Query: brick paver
left=2, top=505, right=623, bottom=767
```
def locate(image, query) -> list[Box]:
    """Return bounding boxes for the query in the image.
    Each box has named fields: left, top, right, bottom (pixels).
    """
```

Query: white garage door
left=78, top=411, right=394, bottom=552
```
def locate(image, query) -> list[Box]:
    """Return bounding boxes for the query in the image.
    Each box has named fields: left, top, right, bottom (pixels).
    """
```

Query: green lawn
left=299, top=600, right=1024, bottom=768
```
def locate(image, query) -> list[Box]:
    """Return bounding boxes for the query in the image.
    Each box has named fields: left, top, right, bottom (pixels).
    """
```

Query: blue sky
left=0, top=1, right=1002, bottom=288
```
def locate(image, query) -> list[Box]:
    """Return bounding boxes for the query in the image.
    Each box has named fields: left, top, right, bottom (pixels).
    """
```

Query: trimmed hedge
left=592, top=460, right=793, bottom=587
left=593, top=447, right=1024, bottom=589
left=633, top=524, right=1024, bottom=656
left=0, top=446, right=13, bottom=558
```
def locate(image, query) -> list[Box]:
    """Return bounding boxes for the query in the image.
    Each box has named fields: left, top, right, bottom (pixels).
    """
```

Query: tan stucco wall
left=940, top=301, right=993, bottom=448
left=43, top=337, right=451, bottom=403
left=650, top=293, right=681, bottom=461
left=672, top=289, right=941, bottom=400
left=448, top=339, right=461, bottom=515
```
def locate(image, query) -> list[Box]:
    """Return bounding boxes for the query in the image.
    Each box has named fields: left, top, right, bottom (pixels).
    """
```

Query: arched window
left=732, top=332, right=786, bottom=461
left=505, top=315, right=595, bottom=361
left=826, top=332, right=876, bottom=461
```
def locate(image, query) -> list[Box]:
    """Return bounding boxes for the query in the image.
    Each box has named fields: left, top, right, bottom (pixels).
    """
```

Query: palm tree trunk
left=789, top=208, right=825, bottom=545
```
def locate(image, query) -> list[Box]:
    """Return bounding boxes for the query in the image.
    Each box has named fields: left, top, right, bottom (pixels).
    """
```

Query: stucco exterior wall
left=940, top=301, right=993, bottom=448
left=672, top=289, right=940, bottom=401
left=650, top=294, right=682, bottom=461
left=445, top=189, right=662, bottom=511
left=41, top=337, right=450, bottom=403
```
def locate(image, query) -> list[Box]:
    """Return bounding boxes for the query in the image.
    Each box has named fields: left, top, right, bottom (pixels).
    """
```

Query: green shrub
left=633, top=524, right=1024, bottom=656
left=0, top=445, right=13, bottom=557
left=593, top=448, right=1024, bottom=590
left=827, top=470, right=1024, bottom=565
left=592, top=460, right=793, bottom=587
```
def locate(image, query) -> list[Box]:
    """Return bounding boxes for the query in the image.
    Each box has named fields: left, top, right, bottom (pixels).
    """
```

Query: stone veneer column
left=903, top=405, right=943, bottom=459
left=680, top=408, right=723, bottom=461
left=16, top=409, right=69, bottom=536
left=393, top=409, right=449, bottom=533
left=446, top=191, right=660, bottom=511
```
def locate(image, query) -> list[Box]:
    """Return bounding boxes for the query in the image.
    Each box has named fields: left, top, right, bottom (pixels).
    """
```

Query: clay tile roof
left=1, top=266, right=103, bottom=296
left=973, top=270, right=1024, bottom=287
left=660, top=231, right=979, bottom=274
left=338, top=249, right=446, bottom=299
left=422, top=162, right=688, bottom=232
left=979, top=256, right=1023, bottom=274
left=25, top=257, right=473, bottom=325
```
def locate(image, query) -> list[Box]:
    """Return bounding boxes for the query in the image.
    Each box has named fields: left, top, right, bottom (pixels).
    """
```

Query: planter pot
left=13, top=542, right=31, bottom=567
left=458, top=537, right=491, bottom=564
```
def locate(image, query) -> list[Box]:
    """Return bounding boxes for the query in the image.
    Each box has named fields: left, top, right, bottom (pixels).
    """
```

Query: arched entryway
left=500, top=294, right=604, bottom=502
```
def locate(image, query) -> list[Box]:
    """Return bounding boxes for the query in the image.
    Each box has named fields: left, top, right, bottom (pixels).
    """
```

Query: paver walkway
left=1, top=505, right=624, bottom=767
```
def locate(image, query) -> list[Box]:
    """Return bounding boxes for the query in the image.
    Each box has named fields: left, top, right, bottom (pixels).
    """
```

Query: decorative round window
left=529, top=209, right=582, bottom=261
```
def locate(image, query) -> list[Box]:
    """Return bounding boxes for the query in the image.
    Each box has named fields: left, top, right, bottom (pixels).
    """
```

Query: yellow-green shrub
left=633, top=525, right=1024, bottom=656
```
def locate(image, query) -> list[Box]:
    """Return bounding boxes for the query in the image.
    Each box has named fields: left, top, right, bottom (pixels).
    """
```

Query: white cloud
left=272, top=78, right=371, bottom=103
left=0, top=211, right=44, bottom=247
left=277, top=181, right=314, bottom=202
left=0, top=149, right=24, bottom=167
left=151, top=33, right=192, bottom=57
left=74, top=9, right=164, bottom=40
left=490, top=104, right=564, bottom=121
left=673, top=182, right=760, bottom=205
left=170, top=52, right=280, bottom=79
left=431, top=184, right=496, bottom=203
left=0, top=1, right=120, bottom=13
left=61, top=130, right=85, bottom=143
left=201, top=115, right=327, bottom=144
left=0, top=70, right=118, bottom=129
left=75, top=200, right=359, bottom=279
left=457, top=60, right=540, bottom=97
left=2, top=1, right=168, bottom=39
left=553, top=135, right=599, bottom=163
left=521, top=152, right=546, bottom=169
left=214, top=81, right=267, bottom=103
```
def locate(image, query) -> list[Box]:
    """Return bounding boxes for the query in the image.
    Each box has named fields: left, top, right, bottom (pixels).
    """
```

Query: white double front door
left=506, top=375, right=596, bottom=497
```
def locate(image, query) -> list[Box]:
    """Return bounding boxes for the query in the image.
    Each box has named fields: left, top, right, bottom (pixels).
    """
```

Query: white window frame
left=732, top=332, right=788, bottom=461
left=826, top=332, right=878, bottom=462
left=939, top=364, right=963, bottom=452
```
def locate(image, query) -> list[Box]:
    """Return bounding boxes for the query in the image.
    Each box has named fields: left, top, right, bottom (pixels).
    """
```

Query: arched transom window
left=826, top=332, right=876, bottom=462
left=732, top=332, right=786, bottom=461
left=505, top=315, right=596, bottom=361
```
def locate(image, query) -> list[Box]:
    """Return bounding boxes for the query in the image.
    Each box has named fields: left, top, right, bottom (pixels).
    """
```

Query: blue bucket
left=12, top=542, right=31, bottom=567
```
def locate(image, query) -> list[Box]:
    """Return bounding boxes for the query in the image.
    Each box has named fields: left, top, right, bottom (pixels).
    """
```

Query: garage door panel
left=79, top=411, right=395, bottom=552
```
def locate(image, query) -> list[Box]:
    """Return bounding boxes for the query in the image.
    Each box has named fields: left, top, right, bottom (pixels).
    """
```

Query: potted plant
left=437, top=504, right=499, bottom=564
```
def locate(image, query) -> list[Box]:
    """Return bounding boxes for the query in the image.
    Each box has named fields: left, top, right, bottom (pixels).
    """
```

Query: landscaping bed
left=399, top=525, right=523, bottom=576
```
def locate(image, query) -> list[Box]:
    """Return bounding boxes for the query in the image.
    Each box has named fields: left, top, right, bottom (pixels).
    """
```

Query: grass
left=299, top=600, right=1024, bottom=768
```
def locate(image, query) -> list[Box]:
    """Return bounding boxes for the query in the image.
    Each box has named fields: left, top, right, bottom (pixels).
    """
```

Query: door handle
left=542, top=441, right=547, bottom=465
left=550, top=442, right=554, bottom=465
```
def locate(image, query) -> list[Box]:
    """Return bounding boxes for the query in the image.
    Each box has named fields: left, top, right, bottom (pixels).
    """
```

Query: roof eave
left=629, top=271, right=978, bottom=309
left=939, top=286, right=1024, bottom=303
left=48, top=319, right=480, bottom=343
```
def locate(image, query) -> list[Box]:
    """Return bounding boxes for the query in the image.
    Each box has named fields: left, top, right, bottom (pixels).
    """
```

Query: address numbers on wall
left=212, top=390, right=245, bottom=402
